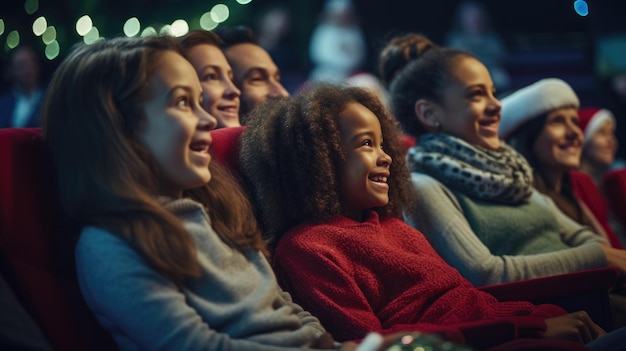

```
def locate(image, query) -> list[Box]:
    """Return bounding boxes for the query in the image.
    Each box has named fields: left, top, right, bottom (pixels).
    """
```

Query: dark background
left=1, top=0, right=624, bottom=89
left=1, top=0, right=625, bottom=115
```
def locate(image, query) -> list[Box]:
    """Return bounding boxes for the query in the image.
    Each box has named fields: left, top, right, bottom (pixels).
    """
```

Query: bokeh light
left=210, top=4, right=230, bottom=23
left=32, top=16, right=47, bottom=36
left=83, top=26, right=100, bottom=44
left=0, top=19, right=5, bottom=37
left=574, top=0, right=589, bottom=16
left=170, top=19, right=189, bottom=37
left=123, top=17, right=141, bottom=37
left=236, top=0, right=253, bottom=4
left=200, top=12, right=218, bottom=30
left=41, top=26, right=57, bottom=45
left=24, top=0, right=39, bottom=15
left=141, top=26, right=158, bottom=37
left=159, top=24, right=172, bottom=35
left=45, top=40, right=60, bottom=60
left=6, top=30, right=20, bottom=49
left=76, top=15, right=93, bottom=37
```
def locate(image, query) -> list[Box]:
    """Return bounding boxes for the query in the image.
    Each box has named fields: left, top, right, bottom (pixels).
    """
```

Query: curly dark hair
left=240, top=83, right=415, bottom=248
left=378, top=33, right=474, bottom=137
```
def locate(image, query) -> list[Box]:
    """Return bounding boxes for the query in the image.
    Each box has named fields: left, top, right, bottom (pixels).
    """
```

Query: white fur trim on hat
left=499, top=78, right=580, bottom=139
left=583, top=109, right=615, bottom=144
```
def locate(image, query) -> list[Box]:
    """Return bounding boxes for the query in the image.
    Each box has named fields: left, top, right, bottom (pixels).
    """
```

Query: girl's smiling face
left=139, top=50, right=217, bottom=198
left=337, top=102, right=392, bottom=221
left=186, top=44, right=241, bottom=128
left=436, top=56, right=502, bottom=150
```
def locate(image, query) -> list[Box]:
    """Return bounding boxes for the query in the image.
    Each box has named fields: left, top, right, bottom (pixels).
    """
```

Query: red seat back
left=570, top=170, right=623, bottom=248
left=0, top=128, right=117, bottom=351
left=210, top=126, right=246, bottom=173
left=603, top=168, right=626, bottom=234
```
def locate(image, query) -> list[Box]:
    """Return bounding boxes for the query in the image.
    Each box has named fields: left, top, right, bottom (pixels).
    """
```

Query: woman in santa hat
left=578, top=107, right=626, bottom=247
left=579, top=107, right=624, bottom=184
left=501, top=79, right=622, bottom=249
left=501, top=80, right=626, bottom=327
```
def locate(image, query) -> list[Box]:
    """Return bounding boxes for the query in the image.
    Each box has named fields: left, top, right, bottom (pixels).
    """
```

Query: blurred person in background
left=445, top=0, right=510, bottom=92
left=579, top=107, right=625, bottom=181
left=308, top=0, right=366, bottom=83
left=307, top=0, right=388, bottom=106
left=578, top=106, right=626, bottom=246
left=0, top=45, right=46, bottom=128
left=255, top=5, right=306, bottom=94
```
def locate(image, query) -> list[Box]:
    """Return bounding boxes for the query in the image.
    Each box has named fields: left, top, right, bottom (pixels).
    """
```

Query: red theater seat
left=570, top=170, right=623, bottom=248
left=0, top=128, right=117, bottom=351
left=603, top=169, right=626, bottom=234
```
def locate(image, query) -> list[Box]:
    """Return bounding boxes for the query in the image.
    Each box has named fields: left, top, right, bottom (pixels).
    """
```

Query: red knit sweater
left=273, top=211, right=566, bottom=346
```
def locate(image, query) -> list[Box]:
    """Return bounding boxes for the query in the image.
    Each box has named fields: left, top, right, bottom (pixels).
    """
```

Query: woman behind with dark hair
left=500, top=78, right=621, bottom=249
left=500, top=78, right=626, bottom=327
left=378, top=33, right=626, bottom=288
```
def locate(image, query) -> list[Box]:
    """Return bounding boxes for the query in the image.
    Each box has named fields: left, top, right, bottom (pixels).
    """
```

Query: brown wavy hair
left=179, top=29, right=224, bottom=53
left=378, top=33, right=474, bottom=137
left=240, top=83, right=415, bottom=248
left=42, top=36, right=265, bottom=285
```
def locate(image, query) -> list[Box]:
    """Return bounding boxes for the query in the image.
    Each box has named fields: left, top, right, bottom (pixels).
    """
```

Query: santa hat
left=577, top=107, right=616, bottom=144
left=499, top=78, right=580, bottom=139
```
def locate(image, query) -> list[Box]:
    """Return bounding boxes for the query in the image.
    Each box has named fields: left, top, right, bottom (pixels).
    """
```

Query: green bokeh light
left=25, top=0, right=39, bottom=15
left=76, top=15, right=93, bottom=37
left=45, top=40, right=60, bottom=60
left=33, top=16, right=47, bottom=36
left=6, top=31, right=20, bottom=49
left=123, top=17, right=140, bottom=37
left=42, top=26, right=57, bottom=45
left=210, top=4, right=230, bottom=23
left=200, top=12, right=218, bottom=30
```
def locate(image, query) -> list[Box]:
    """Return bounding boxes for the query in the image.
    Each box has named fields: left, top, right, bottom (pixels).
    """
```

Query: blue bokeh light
left=574, top=0, right=588, bottom=17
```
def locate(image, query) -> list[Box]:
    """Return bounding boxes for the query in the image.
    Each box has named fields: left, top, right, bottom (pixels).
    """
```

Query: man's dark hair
left=212, top=26, right=259, bottom=47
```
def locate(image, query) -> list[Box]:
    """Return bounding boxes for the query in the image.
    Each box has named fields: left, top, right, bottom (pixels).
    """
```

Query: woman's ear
left=414, top=99, right=440, bottom=130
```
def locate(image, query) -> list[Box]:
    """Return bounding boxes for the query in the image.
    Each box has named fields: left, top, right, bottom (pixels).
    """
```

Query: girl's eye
left=470, top=90, right=484, bottom=98
left=362, top=140, right=372, bottom=147
left=203, top=73, right=218, bottom=81
left=176, top=96, right=190, bottom=108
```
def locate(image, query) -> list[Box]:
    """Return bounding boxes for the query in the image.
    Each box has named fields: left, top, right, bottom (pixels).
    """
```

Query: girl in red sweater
left=239, top=83, right=614, bottom=350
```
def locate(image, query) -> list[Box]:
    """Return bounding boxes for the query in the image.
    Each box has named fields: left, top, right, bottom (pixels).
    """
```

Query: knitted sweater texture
left=406, top=173, right=607, bottom=286
left=76, top=198, right=327, bottom=351
left=273, top=211, right=565, bottom=343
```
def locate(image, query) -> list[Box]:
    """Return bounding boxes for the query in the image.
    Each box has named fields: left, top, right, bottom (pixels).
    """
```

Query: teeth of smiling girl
left=370, top=176, right=388, bottom=183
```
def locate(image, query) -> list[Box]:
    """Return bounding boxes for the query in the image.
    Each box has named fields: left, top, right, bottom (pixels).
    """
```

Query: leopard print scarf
left=407, top=133, right=534, bottom=204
